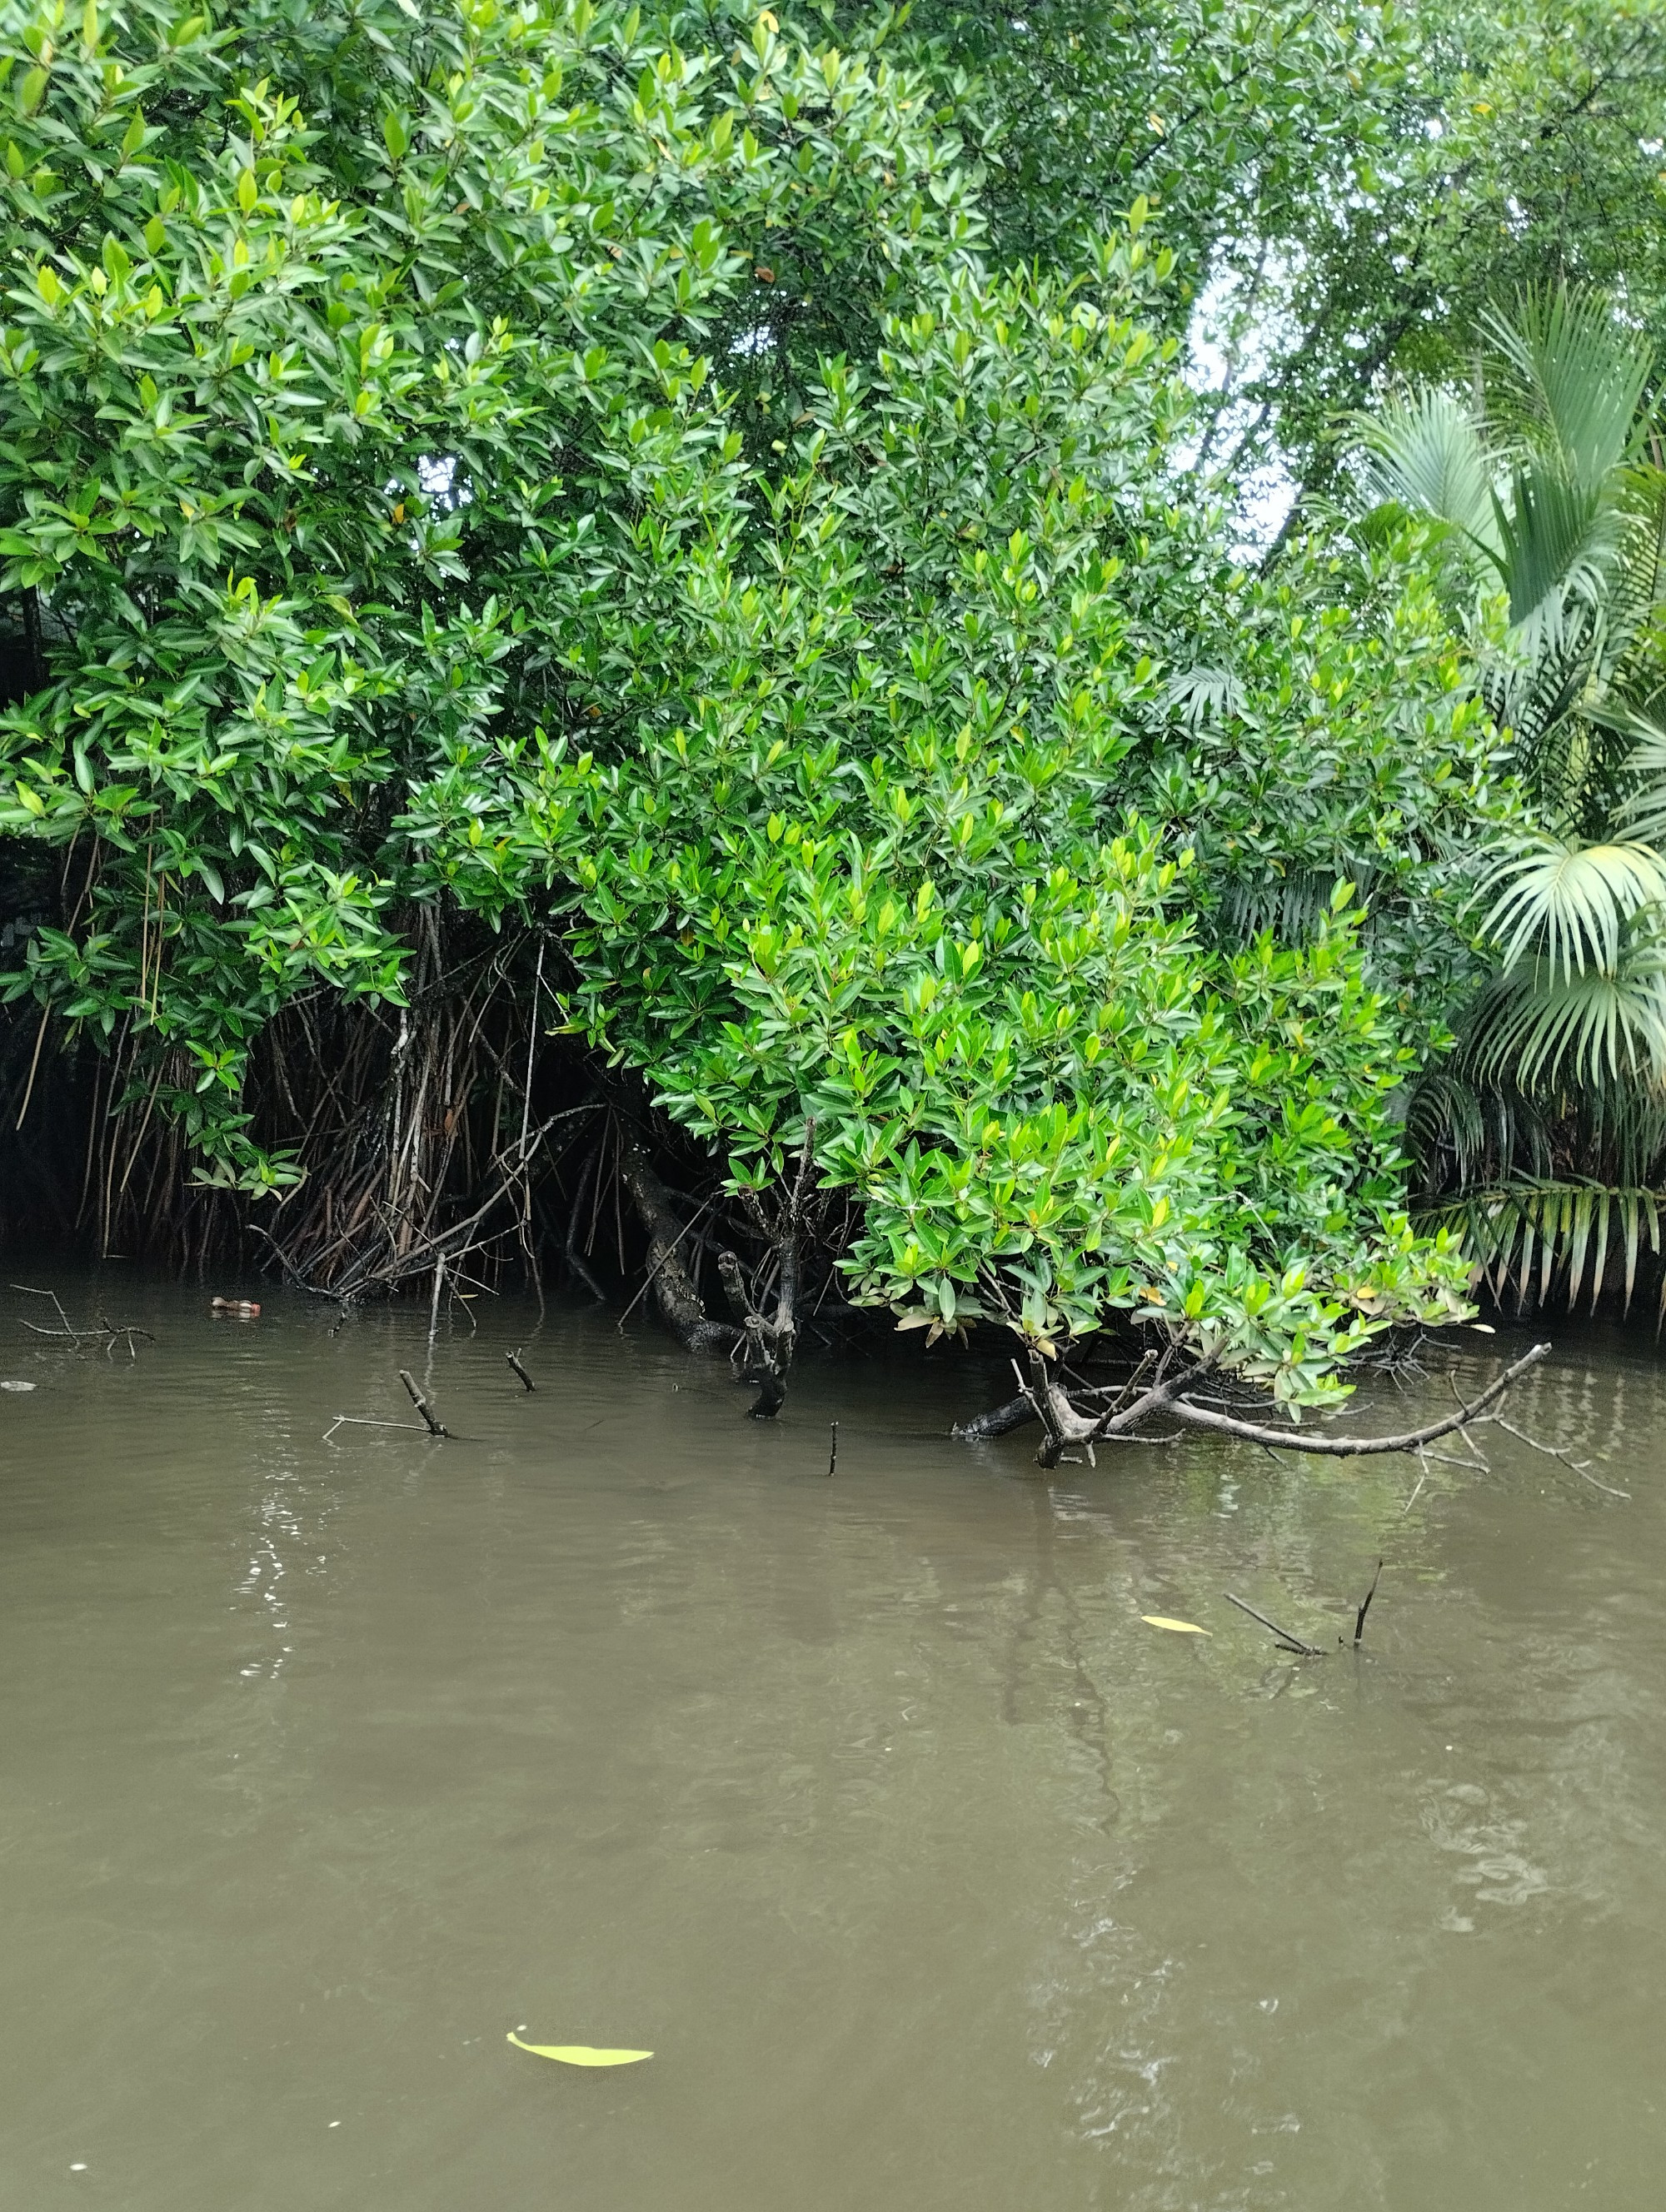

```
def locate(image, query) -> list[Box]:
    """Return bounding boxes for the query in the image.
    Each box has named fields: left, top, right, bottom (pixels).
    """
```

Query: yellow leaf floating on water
left=1140, top=1616, right=1210, bottom=1635
left=507, top=2032, right=653, bottom=2067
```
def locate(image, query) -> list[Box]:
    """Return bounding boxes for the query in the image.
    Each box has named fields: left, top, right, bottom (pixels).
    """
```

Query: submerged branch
left=950, top=1390, right=1039, bottom=1440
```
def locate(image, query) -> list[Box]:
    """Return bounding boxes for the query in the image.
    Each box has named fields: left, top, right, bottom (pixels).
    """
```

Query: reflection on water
left=2, top=1277, right=1664, bottom=2210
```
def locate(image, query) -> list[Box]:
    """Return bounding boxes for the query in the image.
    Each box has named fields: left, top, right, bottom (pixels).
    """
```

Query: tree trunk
left=614, top=1121, right=739, bottom=1356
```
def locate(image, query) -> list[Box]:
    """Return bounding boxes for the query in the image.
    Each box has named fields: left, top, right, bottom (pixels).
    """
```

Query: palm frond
left=1220, top=865, right=1373, bottom=945
left=1424, top=1178, right=1664, bottom=1318
left=1484, top=596, right=1608, bottom=803
left=1156, top=665, right=1245, bottom=733
left=1482, top=835, right=1666, bottom=980
left=1606, top=462, right=1666, bottom=651
left=1480, top=287, right=1654, bottom=497
left=1493, top=463, right=1626, bottom=635
left=1354, top=386, right=1500, bottom=554
left=1464, top=948, right=1666, bottom=1089
left=1581, top=1075, right=1666, bottom=1185
left=1603, top=701, right=1666, bottom=844
left=1406, top=1067, right=1557, bottom=1187
left=1405, top=1066, right=1489, bottom=1180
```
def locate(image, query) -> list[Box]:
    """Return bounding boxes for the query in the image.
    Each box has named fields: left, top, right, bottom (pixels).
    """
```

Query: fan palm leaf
left=1481, top=836, right=1666, bottom=979
left=1464, top=950, right=1666, bottom=1088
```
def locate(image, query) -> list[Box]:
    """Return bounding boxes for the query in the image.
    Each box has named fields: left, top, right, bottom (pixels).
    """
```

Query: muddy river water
left=2, top=1273, right=1663, bottom=2209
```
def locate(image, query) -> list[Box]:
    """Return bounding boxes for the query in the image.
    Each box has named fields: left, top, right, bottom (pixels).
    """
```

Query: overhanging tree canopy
left=0, top=0, right=1521, bottom=1433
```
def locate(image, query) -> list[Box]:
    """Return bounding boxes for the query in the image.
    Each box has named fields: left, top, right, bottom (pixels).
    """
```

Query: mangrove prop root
left=613, top=1119, right=738, bottom=1358
left=719, top=1249, right=794, bottom=1419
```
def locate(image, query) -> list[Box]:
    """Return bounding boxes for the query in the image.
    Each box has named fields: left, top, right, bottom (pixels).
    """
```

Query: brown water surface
left=2, top=1273, right=1663, bottom=2209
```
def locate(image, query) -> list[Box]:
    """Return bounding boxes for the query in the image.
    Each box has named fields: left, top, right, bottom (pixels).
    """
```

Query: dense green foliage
left=0, top=0, right=975, bottom=1174
left=413, top=260, right=1504, bottom=1392
left=875, top=0, right=1666, bottom=501
left=0, top=0, right=1562, bottom=1403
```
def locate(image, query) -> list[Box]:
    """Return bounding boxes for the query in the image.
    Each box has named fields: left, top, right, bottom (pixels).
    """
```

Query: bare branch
left=1163, top=1343, right=1551, bottom=1457
left=1353, top=1560, right=1384, bottom=1647
left=1490, top=1416, right=1631, bottom=1500
left=397, top=1369, right=449, bottom=1438
left=1225, top=1592, right=1325, bottom=1657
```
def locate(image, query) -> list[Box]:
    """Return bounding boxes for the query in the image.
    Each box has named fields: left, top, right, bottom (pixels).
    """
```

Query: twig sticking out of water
left=1490, top=1416, right=1630, bottom=1500
left=97, top=1313, right=152, bottom=1361
left=506, top=1348, right=536, bottom=1392
left=12, top=1284, right=154, bottom=1358
left=827, top=1420, right=837, bottom=1477
left=12, top=1283, right=80, bottom=1341
left=1353, top=1559, right=1384, bottom=1648
left=398, top=1369, right=450, bottom=1437
left=324, top=1416, right=430, bottom=1442
left=1225, top=1591, right=1326, bottom=1657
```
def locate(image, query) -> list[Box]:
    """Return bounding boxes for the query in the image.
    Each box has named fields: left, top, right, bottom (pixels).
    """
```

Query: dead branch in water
left=1353, top=1559, right=1384, bottom=1647
left=1489, top=1415, right=1631, bottom=1499
left=323, top=1415, right=431, bottom=1442
left=398, top=1369, right=449, bottom=1437
left=972, top=1338, right=1557, bottom=1473
left=1156, top=1343, right=1551, bottom=1456
left=1225, top=1592, right=1327, bottom=1657
left=12, top=1283, right=154, bottom=1358
left=950, top=1390, right=1038, bottom=1441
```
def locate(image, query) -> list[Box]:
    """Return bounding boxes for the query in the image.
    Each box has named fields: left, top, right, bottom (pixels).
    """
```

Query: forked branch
left=974, top=1339, right=1556, bottom=1469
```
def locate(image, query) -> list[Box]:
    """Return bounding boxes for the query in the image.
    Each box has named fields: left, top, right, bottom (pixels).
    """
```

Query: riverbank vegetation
left=2, top=0, right=1665, bottom=1442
